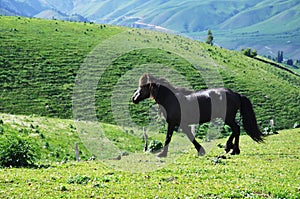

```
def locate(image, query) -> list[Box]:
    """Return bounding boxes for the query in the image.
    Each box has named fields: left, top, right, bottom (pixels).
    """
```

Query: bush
left=195, top=120, right=232, bottom=141
left=241, top=48, right=257, bottom=58
left=148, top=140, right=163, bottom=153
left=0, top=134, right=40, bottom=167
left=67, top=174, right=91, bottom=184
left=195, top=123, right=210, bottom=139
left=263, top=125, right=278, bottom=135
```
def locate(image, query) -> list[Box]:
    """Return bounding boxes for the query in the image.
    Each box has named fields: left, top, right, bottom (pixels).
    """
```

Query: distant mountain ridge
left=0, top=0, right=88, bottom=21
left=1, top=0, right=299, bottom=59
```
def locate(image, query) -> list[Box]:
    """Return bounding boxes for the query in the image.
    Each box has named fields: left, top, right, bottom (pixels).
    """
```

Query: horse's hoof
left=225, top=142, right=234, bottom=153
left=217, top=155, right=227, bottom=159
left=198, top=147, right=206, bottom=156
left=230, top=148, right=240, bottom=155
left=157, top=152, right=167, bottom=158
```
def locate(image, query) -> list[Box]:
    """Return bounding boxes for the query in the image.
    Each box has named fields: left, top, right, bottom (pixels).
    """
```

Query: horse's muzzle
left=132, top=90, right=140, bottom=104
left=132, top=96, right=140, bottom=104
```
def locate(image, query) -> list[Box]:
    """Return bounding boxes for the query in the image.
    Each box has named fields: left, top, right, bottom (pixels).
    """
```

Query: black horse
left=132, top=74, right=263, bottom=157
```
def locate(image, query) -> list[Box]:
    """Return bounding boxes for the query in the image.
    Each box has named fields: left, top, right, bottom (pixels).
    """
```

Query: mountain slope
left=219, top=0, right=300, bottom=30
left=0, top=16, right=299, bottom=130
left=1, top=0, right=299, bottom=59
left=0, top=0, right=87, bottom=22
left=0, top=0, right=42, bottom=16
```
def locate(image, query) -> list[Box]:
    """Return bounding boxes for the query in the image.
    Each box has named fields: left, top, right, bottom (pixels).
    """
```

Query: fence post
left=270, top=119, right=274, bottom=128
left=75, top=142, right=80, bottom=162
left=143, top=127, right=148, bottom=152
left=270, top=119, right=278, bottom=134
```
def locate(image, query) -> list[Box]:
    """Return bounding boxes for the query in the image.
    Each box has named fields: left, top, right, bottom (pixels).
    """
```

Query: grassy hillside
left=0, top=16, right=300, bottom=131
left=0, top=113, right=147, bottom=162
left=0, top=113, right=90, bottom=162
left=0, top=116, right=299, bottom=198
left=0, top=16, right=123, bottom=118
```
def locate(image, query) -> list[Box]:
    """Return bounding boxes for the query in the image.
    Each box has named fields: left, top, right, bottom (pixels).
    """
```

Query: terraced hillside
left=0, top=16, right=299, bottom=130
left=0, top=16, right=123, bottom=118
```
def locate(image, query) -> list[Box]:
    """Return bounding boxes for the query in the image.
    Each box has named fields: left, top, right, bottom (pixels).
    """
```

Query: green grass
left=0, top=113, right=152, bottom=162
left=0, top=118, right=299, bottom=198
left=255, top=55, right=300, bottom=75
left=0, top=16, right=300, bottom=130
left=1, top=14, right=299, bottom=199
left=0, top=16, right=123, bottom=118
left=0, top=113, right=90, bottom=162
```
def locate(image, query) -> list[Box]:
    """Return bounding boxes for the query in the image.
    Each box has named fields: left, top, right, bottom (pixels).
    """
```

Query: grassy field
left=0, top=114, right=299, bottom=198
left=0, top=16, right=300, bottom=198
left=1, top=16, right=299, bottom=131
left=1, top=12, right=300, bottom=199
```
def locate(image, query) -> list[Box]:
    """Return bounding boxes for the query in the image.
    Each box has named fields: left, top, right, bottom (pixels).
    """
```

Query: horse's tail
left=240, top=95, right=264, bottom=142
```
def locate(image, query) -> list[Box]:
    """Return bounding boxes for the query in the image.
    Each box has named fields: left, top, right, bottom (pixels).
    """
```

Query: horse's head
left=132, top=74, right=158, bottom=104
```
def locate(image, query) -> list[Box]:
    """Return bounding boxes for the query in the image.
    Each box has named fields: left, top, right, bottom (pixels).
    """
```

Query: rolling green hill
left=0, top=16, right=299, bottom=131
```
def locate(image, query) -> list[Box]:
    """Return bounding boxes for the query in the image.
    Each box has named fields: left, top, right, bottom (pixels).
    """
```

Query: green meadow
left=0, top=16, right=300, bottom=198
left=0, top=113, right=299, bottom=198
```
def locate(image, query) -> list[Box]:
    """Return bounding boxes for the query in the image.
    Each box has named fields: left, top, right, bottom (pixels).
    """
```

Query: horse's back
left=189, top=88, right=241, bottom=122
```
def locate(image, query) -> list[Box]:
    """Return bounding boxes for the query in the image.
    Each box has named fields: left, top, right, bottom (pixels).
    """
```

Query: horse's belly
left=182, top=101, right=207, bottom=124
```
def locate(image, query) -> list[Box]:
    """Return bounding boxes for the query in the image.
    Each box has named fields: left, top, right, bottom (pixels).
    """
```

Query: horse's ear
left=140, top=73, right=155, bottom=86
left=147, top=74, right=156, bottom=85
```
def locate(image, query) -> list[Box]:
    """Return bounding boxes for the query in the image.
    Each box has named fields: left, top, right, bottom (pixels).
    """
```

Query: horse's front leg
left=157, top=123, right=175, bottom=158
left=182, top=125, right=205, bottom=156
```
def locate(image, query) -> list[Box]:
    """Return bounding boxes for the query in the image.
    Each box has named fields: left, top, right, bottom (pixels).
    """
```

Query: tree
left=251, top=49, right=257, bottom=57
left=206, top=29, right=214, bottom=46
left=287, top=59, right=293, bottom=66
left=277, top=51, right=283, bottom=63
left=241, top=48, right=251, bottom=57
left=241, top=48, right=257, bottom=58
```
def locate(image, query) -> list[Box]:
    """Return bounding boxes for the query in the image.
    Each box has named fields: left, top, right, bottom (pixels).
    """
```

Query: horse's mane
left=139, top=74, right=193, bottom=95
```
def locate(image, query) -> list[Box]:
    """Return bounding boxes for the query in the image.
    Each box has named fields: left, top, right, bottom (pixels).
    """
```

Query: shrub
left=195, top=120, right=232, bottom=141
left=0, top=134, right=40, bottom=167
left=263, top=125, right=278, bottom=135
left=67, top=174, right=91, bottom=184
left=241, top=48, right=257, bottom=58
left=148, top=140, right=163, bottom=153
left=195, top=123, right=210, bottom=139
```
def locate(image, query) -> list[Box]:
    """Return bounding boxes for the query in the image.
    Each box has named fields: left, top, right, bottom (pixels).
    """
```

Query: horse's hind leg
left=182, top=125, right=205, bottom=156
left=225, top=133, right=234, bottom=153
left=226, top=121, right=241, bottom=155
left=231, top=122, right=241, bottom=155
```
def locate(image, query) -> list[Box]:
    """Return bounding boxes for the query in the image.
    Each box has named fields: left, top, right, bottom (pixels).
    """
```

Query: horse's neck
left=155, top=85, right=179, bottom=107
